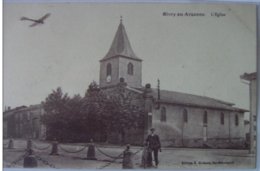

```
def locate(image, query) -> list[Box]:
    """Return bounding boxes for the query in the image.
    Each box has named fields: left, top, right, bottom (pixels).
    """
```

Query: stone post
left=23, top=149, right=37, bottom=168
left=27, top=139, right=32, bottom=150
left=8, top=139, right=14, bottom=149
left=50, top=141, right=59, bottom=155
left=86, top=139, right=97, bottom=160
left=122, top=144, right=134, bottom=169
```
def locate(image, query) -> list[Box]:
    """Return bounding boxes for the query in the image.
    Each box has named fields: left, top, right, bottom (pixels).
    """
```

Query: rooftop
left=100, top=17, right=142, bottom=62
left=150, top=89, right=248, bottom=112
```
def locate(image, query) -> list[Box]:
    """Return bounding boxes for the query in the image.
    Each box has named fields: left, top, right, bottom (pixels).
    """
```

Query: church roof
left=100, top=18, right=142, bottom=62
left=129, top=87, right=247, bottom=112
left=151, top=89, right=247, bottom=112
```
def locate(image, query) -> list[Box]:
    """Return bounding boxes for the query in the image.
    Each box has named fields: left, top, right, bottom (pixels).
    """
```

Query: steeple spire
left=100, top=17, right=142, bottom=62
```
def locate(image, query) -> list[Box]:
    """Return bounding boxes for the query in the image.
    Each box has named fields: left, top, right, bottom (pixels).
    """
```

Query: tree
left=41, top=82, right=145, bottom=144
left=62, top=94, right=85, bottom=141
left=81, top=81, right=107, bottom=141
left=42, top=87, right=71, bottom=141
left=100, top=85, right=145, bottom=144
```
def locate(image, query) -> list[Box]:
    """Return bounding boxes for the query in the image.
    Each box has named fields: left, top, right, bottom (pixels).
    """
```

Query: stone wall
left=118, top=57, right=142, bottom=88
left=99, top=56, right=142, bottom=88
left=99, top=57, right=119, bottom=88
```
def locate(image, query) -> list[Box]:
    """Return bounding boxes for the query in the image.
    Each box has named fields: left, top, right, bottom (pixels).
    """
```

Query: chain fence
left=33, top=143, right=51, bottom=151
left=98, top=151, right=124, bottom=169
left=97, top=147, right=143, bottom=169
left=4, top=139, right=145, bottom=169
left=96, top=146, right=124, bottom=159
left=59, top=144, right=88, bottom=153
left=35, top=155, right=56, bottom=168
left=6, top=151, right=28, bottom=167
left=6, top=150, right=56, bottom=168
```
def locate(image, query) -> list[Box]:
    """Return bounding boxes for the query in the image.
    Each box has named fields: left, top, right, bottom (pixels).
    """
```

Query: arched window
left=106, top=63, right=112, bottom=76
left=220, top=112, right=224, bottom=125
left=183, top=109, right=188, bottom=123
left=160, top=106, right=166, bottom=122
left=127, top=63, right=134, bottom=75
left=235, top=114, right=239, bottom=126
left=203, top=111, right=208, bottom=125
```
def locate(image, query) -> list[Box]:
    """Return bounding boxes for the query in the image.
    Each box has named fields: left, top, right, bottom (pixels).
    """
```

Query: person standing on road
left=146, top=128, right=161, bottom=167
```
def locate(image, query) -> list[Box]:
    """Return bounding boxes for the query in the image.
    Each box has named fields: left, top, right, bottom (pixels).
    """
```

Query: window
left=220, top=112, right=224, bottom=125
left=106, top=63, right=112, bottom=76
left=235, top=114, right=239, bottom=126
left=160, top=107, right=166, bottom=122
left=183, top=109, right=188, bottom=123
left=203, top=111, right=208, bottom=125
left=127, top=63, right=134, bottom=75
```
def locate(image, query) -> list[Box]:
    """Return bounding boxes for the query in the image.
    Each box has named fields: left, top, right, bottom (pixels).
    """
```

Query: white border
left=1, top=1, right=259, bottom=171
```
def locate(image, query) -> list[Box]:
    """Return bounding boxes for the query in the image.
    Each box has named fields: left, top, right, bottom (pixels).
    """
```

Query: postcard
left=3, top=2, right=257, bottom=169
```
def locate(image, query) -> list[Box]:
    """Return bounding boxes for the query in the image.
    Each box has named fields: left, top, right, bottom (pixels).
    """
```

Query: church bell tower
left=99, top=17, right=142, bottom=88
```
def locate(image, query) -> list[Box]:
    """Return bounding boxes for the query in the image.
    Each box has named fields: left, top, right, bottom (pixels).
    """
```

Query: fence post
left=27, top=139, right=32, bottom=150
left=23, top=149, right=38, bottom=168
left=50, top=141, right=59, bottom=155
left=122, top=144, right=134, bottom=169
left=86, top=139, right=97, bottom=160
left=141, top=144, right=153, bottom=168
left=8, top=139, right=14, bottom=149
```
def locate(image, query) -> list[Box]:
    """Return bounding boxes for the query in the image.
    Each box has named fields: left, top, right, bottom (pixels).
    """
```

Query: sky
left=3, top=3, right=256, bottom=112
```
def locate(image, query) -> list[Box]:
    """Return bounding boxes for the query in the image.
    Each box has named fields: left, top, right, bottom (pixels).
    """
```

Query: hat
left=150, top=128, right=155, bottom=131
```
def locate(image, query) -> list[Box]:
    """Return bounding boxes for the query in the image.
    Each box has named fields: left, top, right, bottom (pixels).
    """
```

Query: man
left=146, top=128, right=161, bottom=167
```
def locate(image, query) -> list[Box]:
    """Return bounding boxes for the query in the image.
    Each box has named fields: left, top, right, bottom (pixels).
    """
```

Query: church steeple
left=100, top=17, right=142, bottom=62
left=99, top=17, right=142, bottom=88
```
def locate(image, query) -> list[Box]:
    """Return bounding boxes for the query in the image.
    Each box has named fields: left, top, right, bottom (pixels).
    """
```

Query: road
left=3, top=139, right=256, bottom=169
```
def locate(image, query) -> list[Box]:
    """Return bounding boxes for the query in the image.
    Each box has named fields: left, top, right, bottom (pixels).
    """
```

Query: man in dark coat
left=146, top=128, right=161, bottom=167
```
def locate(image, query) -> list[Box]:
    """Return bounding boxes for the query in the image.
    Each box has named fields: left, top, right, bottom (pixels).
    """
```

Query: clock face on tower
left=106, top=75, right=111, bottom=83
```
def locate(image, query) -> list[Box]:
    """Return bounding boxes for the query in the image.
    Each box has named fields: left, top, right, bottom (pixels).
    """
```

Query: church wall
left=206, top=110, right=230, bottom=139
left=229, top=112, right=245, bottom=147
left=118, top=57, right=142, bottom=88
left=99, top=58, right=119, bottom=88
left=151, top=103, right=245, bottom=148
left=152, top=105, right=183, bottom=146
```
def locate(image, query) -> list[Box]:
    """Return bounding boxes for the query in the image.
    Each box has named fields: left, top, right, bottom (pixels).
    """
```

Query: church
left=3, top=18, right=247, bottom=148
left=98, top=18, right=247, bottom=148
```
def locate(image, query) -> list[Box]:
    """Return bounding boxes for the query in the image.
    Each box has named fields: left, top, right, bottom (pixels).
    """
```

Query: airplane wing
left=38, top=13, right=51, bottom=21
left=29, top=22, right=41, bottom=27
left=20, top=17, right=37, bottom=22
